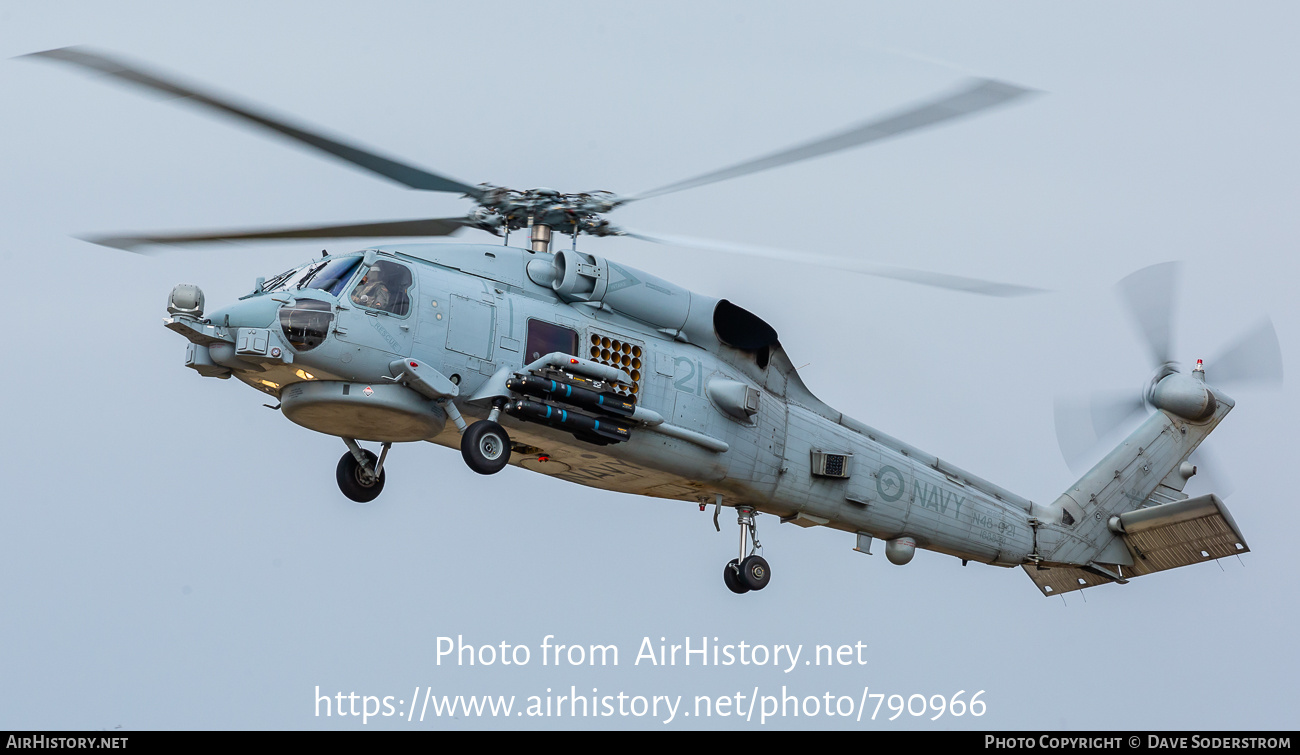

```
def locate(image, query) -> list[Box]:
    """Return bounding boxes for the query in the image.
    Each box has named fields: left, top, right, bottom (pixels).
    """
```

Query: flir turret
left=167, top=283, right=205, bottom=320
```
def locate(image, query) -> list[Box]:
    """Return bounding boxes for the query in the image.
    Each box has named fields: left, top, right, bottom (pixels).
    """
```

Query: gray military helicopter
left=30, top=48, right=1282, bottom=596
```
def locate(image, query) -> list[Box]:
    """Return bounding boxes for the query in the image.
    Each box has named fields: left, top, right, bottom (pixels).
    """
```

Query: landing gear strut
left=336, top=439, right=390, bottom=503
left=723, top=505, right=770, bottom=594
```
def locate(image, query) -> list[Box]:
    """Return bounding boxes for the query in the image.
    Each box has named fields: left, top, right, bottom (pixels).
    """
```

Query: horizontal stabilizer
left=1022, top=565, right=1116, bottom=597
left=1115, top=493, right=1249, bottom=576
left=1024, top=494, right=1249, bottom=597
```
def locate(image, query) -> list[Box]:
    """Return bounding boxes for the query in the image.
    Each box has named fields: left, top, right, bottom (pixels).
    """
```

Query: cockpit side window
left=350, top=260, right=413, bottom=316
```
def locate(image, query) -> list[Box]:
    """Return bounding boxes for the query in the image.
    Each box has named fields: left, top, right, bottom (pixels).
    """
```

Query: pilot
left=352, top=264, right=391, bottom=310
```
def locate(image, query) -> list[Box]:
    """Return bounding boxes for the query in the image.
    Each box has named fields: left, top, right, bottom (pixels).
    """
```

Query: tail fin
left=1025, top=381, right=1249, bottom=596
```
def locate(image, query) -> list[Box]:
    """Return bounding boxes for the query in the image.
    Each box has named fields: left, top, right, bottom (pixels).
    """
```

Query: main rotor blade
left=1207, top=317, right=1284, bottom=388
left=627, top=78, right=1034, bottom=202
left=1115, top=261, right=1180, bottom=369
left=25, top=47, right=484, bottom=198
left=1053, top=390, right=1149, bottom=473
left=624, top=230, right=1045, bottom=297
left=83, top=217, right=471, bottom=252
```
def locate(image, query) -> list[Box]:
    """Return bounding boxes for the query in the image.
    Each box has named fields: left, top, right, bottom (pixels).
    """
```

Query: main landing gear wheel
left=336, top=449, right=385, bottom=503
left=740, top=555, right=771, bottom=591
left=461, top=420, right=511, bottom=475
left=723, top=558, right=750, bottom=594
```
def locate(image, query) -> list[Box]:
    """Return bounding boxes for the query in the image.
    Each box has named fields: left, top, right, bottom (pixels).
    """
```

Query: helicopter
left=27, top=47, right=1281, bottom=597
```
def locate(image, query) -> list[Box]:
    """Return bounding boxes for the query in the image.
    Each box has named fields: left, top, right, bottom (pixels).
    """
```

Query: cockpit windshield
left=300, top=256, right=363, bottom=297
left=263, top=255, right=363, bottom=296
left=262, top=264, right=311, bottom=293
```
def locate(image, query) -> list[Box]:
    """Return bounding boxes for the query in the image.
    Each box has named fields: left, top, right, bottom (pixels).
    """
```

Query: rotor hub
left=1143, top=361, right=1182, bottom=405
left=471, top=185, right=624, bottom=238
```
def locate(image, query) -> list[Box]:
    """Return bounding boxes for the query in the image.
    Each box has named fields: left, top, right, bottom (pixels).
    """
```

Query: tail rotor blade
left=1207, top=317, right=1284, bottom=389
left=1188, top=448, right=1236, bottom=499
left=1115, top=261, right=1180, bottom=369
left=1054, top=390, right=1148, bottom=472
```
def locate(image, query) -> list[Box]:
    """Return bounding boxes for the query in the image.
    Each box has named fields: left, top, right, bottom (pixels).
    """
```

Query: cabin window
left=350, top=260, right=413, bottom=316
left=525, top=319, right=578, bottom=362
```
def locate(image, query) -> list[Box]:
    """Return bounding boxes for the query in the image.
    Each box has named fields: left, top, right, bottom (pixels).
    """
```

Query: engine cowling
left=529, top=251, right=779, bottom=354
left=545, top=249, right=702, bottom=333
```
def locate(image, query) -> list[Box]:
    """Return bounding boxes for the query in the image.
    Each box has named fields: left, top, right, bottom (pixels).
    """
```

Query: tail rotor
left=1053, top=262, right=1283, bottom=476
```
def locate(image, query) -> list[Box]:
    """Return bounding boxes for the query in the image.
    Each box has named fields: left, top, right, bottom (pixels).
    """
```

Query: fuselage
left=181, top=242, right=1041, bottom=569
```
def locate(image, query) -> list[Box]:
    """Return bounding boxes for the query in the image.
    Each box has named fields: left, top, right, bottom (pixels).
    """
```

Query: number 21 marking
left=674, top=357, right=704, bottom=395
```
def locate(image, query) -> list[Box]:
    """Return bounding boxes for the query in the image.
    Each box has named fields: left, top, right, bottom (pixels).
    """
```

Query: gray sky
left=2, top=1, right=1297, bottom=730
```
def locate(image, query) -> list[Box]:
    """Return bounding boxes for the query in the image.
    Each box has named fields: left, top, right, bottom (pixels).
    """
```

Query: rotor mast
left=530, top=221, right=552, bottom=254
